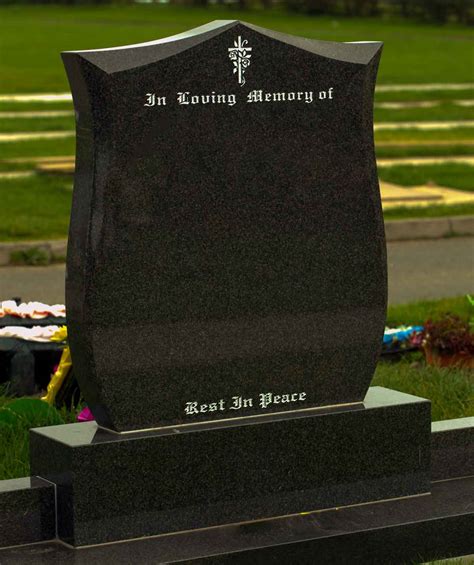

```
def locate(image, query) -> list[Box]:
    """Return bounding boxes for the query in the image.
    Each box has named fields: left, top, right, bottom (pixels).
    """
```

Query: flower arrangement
left=421, top=314, right=474, bottom=368
left=382, top=325, right=423, bottom=355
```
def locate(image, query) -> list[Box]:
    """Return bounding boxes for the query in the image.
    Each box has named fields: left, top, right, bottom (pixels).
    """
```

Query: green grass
left=375, top=89, right=473, bottom=103
left=0, top=422, right=32, bottom=479
left=379, top=163, right=474, bottom=191
left=0, top=6, right=473, bottom=93
left=376, top=145, right=474, bottom=159
left=0, top=136, right=75, bottom=159
left=375, top=127, right=474, bottom=143
left=0, top=175, right=72, bottom=241
left=383, top=202, right=474, bottom=220
left=387, top=296, right=471, bottom=326
left=0, top=7, right=472, bottom=240
left=377, top=296, right=474, bottom=424
left=373, top=359, right=473, bottom=421
left=374, top=103, right=474, bottom=123
left=0, top=161, right=37, bottom=172
left=0, top=101, right=73, bottom=112
left=0, top=116, right=74, bottom=133
left=0, top=397, right=78, bottom=480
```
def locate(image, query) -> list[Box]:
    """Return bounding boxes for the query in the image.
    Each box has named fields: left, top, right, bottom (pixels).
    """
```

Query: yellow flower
left=50, top=325, right=67, bottom=343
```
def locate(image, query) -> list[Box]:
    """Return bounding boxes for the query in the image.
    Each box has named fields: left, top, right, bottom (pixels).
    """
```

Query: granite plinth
left=63, top=21, right=386, bottom=431
left=30, top=387, right=430, bottom=546
left=0, top=476, right=472, bottom=564
left=0, top=477, right=55, bottom=548
left=431, top=417, right=474, bottom=481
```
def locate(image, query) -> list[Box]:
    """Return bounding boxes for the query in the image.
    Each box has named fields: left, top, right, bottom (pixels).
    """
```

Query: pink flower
left=77, top=406, right=95, bottom=422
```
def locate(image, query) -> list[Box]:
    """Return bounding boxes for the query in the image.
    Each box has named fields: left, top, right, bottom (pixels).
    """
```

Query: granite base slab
left=0, top=477, right=55, bottom=548
left=0, top=476, right=472, bottom=564
left=29, top=386, right=431, bottom=546
left=431, top=417, right=474, bottom=481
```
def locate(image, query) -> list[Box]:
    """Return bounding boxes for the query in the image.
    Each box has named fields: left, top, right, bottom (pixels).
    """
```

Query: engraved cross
left=228, top=36, right=252, bottom=87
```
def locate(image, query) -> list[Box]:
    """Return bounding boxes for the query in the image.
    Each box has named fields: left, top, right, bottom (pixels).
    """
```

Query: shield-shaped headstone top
left=63, top=21, right=386, bottom=432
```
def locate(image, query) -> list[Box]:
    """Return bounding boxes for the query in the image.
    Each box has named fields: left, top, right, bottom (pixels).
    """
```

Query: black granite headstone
left=64, top=20, right=385, bottom=432
left=11, top=22, right=472, bottom=558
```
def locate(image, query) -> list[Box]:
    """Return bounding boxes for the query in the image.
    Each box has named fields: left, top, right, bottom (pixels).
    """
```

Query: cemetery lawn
left=374, top=103, right=474, bottom=123
left=1, top=6, right=473, bottom=91
left=375, top=128, right=474, bottom=143
left=0, top=395, right=78, bottom=481
left=0, top=175, right=72, bottom=242
left=0, top=138, right=75, bottom=160
left=372, top=360, right=473, bottom=422
left=375, top=145, right=474, bottom=159
left=0, top=7, right=472, bottom=236
left=0, top=296, right=472, bottom=481
left=386, top=295, right=472, bottom=326
left=378, top=163, right=474, bottom=192
left=0, top=115, right=74, bottom=133
left=384, top=203, right=474, bottom=220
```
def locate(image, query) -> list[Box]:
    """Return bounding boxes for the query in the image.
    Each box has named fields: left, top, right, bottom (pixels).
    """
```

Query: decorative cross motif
left=228, top=36, right=252, bottom=87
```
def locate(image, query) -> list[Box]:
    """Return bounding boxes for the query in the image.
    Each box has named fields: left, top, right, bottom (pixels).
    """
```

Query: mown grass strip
left=0, top=116, right=74, bottom=133
left=0, top=137, right=75, bottom=159
left=0, top=101, right=73, bottom=112
left=376, top=145, right=474, bottom=159
left=375, top=127, right=474, bottom=142
left=383, top=202, right=474, bottom=220
left=374, top=103, right=474, bottom=123
left=0, top=161, right=37, bottom=172
left=375, top=89, right=474, bottom=103
left=379, top=163, right=474, bottom=192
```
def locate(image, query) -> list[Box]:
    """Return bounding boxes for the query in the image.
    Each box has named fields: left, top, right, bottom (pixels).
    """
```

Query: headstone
left=63, top=20, right=386, bottom=432
left=15, top=21, right=474, bottom=560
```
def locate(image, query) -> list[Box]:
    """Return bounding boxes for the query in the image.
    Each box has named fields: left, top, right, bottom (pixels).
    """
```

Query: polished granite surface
left=0, top=477, right=55, bottom=548
left=1, top=476, right=472, bottom=564
left=63, top=20, right=386, bottom=431
left=431, top=417, right=474, bottom=481
left=30, top=387, right=430, bottom=546
left=31, top=386, right=428, bottom=444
